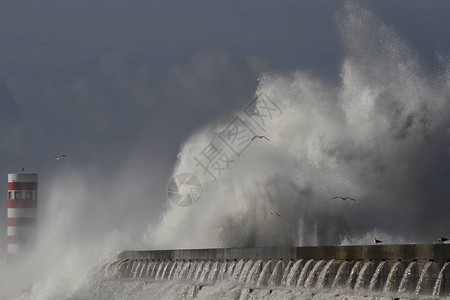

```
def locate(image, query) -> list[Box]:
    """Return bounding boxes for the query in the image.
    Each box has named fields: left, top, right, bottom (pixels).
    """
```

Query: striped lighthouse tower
left=7, top=173, right=38, bottom=255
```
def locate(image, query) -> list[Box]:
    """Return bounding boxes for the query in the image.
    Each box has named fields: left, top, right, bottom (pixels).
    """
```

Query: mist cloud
left=151, top=0, right=450, bottom=250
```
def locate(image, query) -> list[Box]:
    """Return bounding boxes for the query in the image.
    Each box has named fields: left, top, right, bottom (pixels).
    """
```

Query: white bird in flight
left=331, top=196, right=356, bottom=201
left=251, top=135, right=270, bottom=142
left=264, top=211, right=281, bottom=220
left=54, top=154, right=67, bottom=160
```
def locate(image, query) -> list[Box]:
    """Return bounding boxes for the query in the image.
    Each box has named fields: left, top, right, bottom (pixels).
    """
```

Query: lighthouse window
left=14, top=191, right=22, bottom=199
left=25, top=191, right=32, bottom=199
left=8, top=191, right=12, bottom=199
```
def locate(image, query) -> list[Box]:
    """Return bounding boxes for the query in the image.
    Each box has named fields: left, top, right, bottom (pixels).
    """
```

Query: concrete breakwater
left=109, top=244, right=450, bottom=297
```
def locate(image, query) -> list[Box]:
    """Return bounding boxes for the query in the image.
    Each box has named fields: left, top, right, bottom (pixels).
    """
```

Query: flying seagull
left=374, top=238, right=382, bottom=244
left=331, top=196, right=356, bottom=201
left=264, top=211, right=281, bottom=220
left=251, top=135, right=270, bottom=142
left=54, top=154, right=67, bottom=160
left=438, top=237, right=449, bottom=242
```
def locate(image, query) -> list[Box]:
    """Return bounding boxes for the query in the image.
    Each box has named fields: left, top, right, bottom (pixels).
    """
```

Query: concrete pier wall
left=119, top=244, right=450, bottom=261
left=114, top=244, right=450, bottom=297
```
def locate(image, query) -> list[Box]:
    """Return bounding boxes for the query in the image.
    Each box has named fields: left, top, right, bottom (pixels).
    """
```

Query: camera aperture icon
left=167, top=173, right=202, bottom=207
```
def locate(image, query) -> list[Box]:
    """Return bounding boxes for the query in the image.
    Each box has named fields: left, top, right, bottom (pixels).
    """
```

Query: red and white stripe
left=7, top=173, right=38, bottom=255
